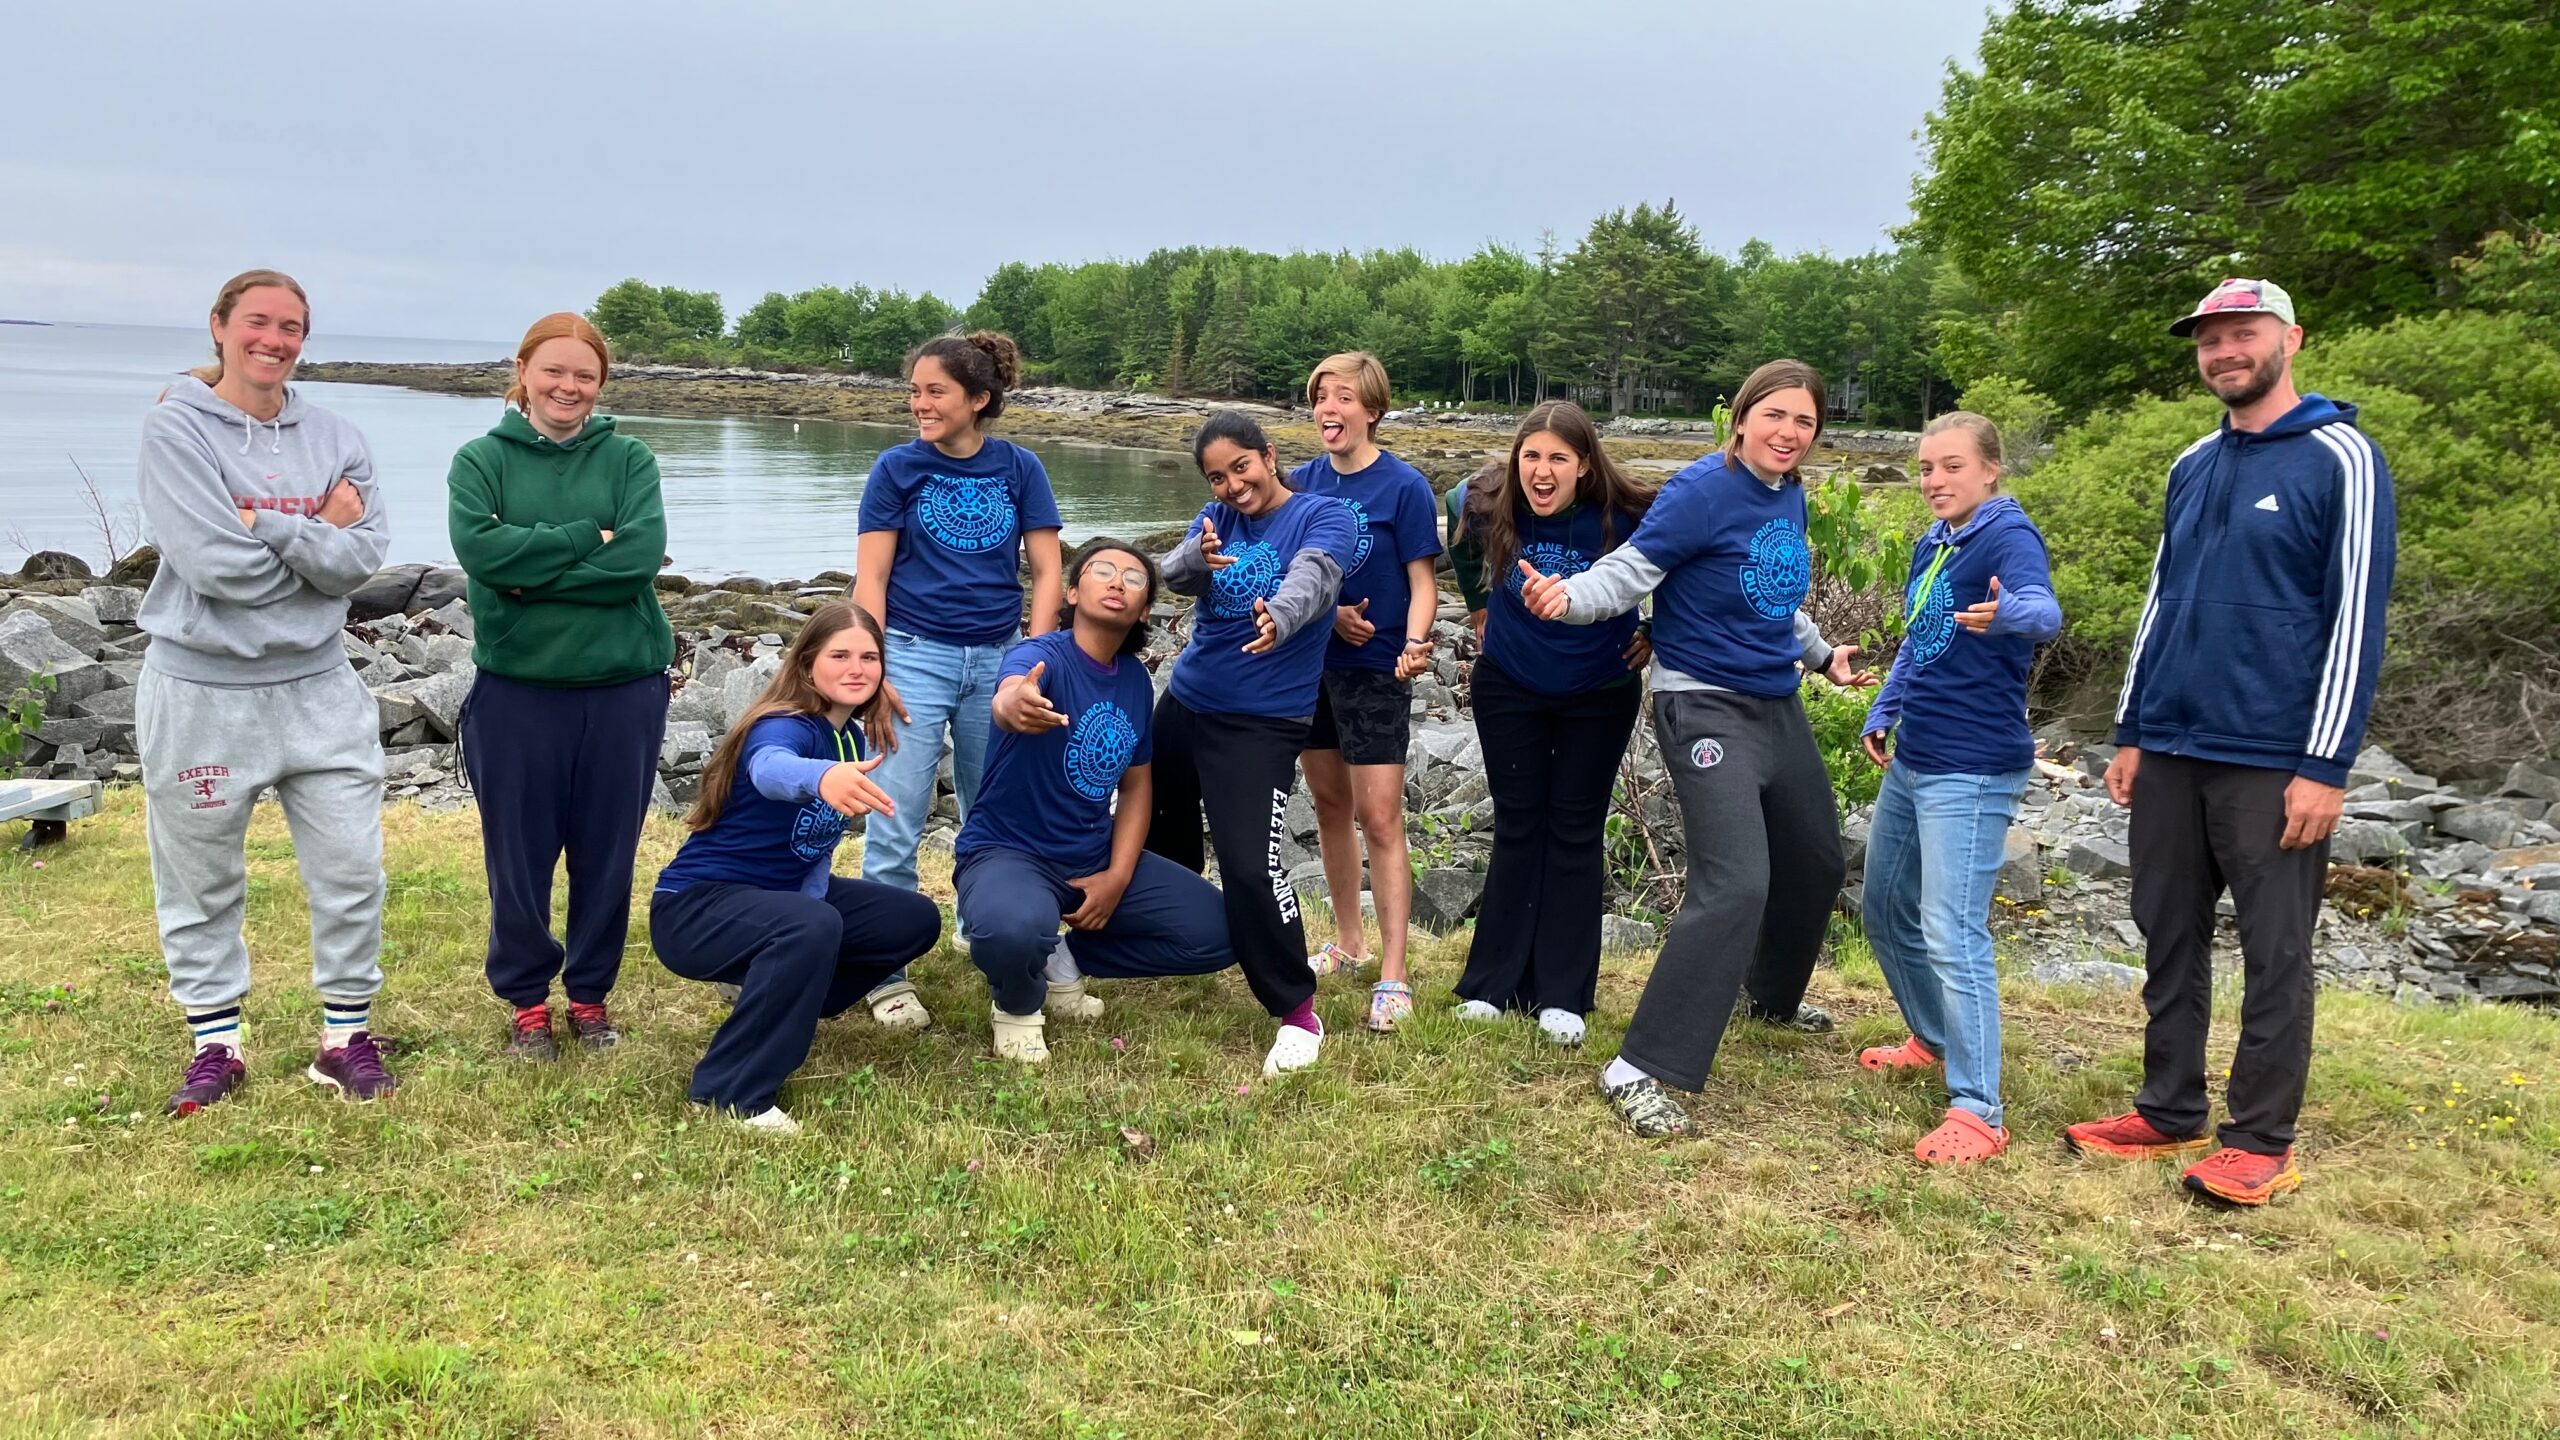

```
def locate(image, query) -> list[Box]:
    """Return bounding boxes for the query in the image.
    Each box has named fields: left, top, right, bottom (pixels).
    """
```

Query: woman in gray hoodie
left=138, top=268, right=398, bottom=1115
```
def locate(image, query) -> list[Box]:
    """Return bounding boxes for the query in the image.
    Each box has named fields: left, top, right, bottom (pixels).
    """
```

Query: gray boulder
left=660, top=721, right=713, bottom=769
left=371, top=685, right=425, bottom=733
left=2437, top=804, right=2522, bottom=850
left=79, top=585, right=143, bottom=626
left=1995, top=826, right=2044, bottom=902
left=2065, top=836, right=2133, bottom=881
left=1411, top=867, right=1486, bottom=931
left=2332, top=819, right=2413, bottom=864
left=69, top=686, right=135, bottom=723
left=2496, top=763, right=2560, bottom=803
left=2, top=595, right=108, bottom=657
left=2028, top=959, right=2144, bottom=991
left=2349, top=746, right=2437, bottom=791
left=719, top=655, right=783, bottom=731
left=425, top=599, right=475, bottom=641
left=411, top=664, right=474, bottom=740
left=1600, top=914, right=1659, bottom=953
left=0, top=608, right=109, bottom=703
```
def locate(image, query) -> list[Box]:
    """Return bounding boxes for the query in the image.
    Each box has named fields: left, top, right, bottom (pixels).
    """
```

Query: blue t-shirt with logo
left=1290, top=451, right=1444, bottom=672
left=1627, top=452, right=1811, bottom=698
left=1167, top=491, right=1362, bottom=719
left=955, top=630, right=1156, bottom=876
left=1481, top=501, right=1644, bottom=697
left=655, top=713, right=864, bottom=897
left=857, top=437, right=1063, bottom=645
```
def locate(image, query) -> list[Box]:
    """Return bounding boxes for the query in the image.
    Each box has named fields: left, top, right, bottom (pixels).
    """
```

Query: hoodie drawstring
left=236, top=414, right=282, bottom=455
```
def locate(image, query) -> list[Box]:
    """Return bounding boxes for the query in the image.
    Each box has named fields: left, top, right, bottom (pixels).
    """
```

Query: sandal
left=1308, top=942, right=1368, bottom=979
left=1366, top=980, right=1414, bottom=1033
left=990, top=1006, right=1049, bottom=1065
left=1914, top=1107, right=2008, bottom=1164
left=1858, top=1035, right=1939, bottom=1071
left=868, top=979, right=933, bottom=1032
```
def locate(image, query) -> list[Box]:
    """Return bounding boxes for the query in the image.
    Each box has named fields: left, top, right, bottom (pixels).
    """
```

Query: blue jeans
left=1860, top=762, right=2031, bottom=1128
left=953, top=847, right=1232, bottom=1016
left=859, top=627, right=1013, bottom=988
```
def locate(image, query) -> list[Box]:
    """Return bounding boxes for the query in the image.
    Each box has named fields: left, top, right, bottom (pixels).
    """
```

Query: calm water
left=0, top=322, right=1205, bottom=578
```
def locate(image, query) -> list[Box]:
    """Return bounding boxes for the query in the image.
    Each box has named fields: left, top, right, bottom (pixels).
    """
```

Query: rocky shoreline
left=292, top=360, right=1918, bottom=490
left=8, top=547, right=2555, bottom=1008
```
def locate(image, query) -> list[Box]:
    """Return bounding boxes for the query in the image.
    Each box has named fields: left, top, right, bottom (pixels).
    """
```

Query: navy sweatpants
left=460, top=670, right=669, bottom=1007
left=953, top=846, right=1233, bottom=1015
left=649, top=876, right=941, bottom=1114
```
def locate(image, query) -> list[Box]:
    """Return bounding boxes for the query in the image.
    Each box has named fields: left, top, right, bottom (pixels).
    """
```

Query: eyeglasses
left=1079, top=559, right=1150, bottom=589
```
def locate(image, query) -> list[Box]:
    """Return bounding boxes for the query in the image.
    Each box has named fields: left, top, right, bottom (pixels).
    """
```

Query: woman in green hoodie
left=448, top=312, right=676, bottom=1060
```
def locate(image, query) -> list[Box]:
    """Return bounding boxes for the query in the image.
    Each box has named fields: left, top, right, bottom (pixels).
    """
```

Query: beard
left=2206, top=356, right=2284, bottom=410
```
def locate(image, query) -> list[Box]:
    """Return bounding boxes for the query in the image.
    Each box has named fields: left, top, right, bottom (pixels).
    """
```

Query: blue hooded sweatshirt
left=2112, top=394, right=2396, bottom=788
left=1862, top=495, right=2061, bottom=776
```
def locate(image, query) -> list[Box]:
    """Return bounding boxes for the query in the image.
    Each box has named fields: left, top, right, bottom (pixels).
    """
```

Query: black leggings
left=1455, top=660, right=1642, bottom=1015
left=1144, top=692, right=1317, bottom=1019
left=1619, top=688, right=1846, bottom=1092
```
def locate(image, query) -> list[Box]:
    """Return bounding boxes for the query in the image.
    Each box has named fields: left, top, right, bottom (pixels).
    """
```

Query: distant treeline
left=588, top=204, right=1984, bottom=427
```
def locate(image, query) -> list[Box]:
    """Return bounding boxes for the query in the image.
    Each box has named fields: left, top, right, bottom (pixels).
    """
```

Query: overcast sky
left=4, top=1, right=1992, bottom=342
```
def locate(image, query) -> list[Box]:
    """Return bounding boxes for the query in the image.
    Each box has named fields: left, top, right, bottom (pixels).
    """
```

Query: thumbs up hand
left=1333, top=596, right=1376, bottom=646
left=993, top=659, right=1069, bottom=733
left=1517, top=558, right=1569, bottom=621
left=1243, top=597, right=1281, bottom=654
left=1956, top=574, right=2003, bottom=634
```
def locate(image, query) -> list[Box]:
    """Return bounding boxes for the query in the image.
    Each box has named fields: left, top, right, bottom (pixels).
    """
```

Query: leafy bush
left=1952, top=375, right=2062, bottom=463
left=1, top=673, right=56, bottom=781
left=1801, top=679, right=1884, bottom=811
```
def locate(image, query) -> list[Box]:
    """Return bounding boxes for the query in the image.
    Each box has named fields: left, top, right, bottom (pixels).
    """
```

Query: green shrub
left=1801, top=679, right=1884, bottom=811
left=1953, top=375, right=2062, bottom=462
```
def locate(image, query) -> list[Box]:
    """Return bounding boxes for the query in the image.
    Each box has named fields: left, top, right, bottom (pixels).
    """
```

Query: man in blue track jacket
left=2066, top=279, right=2397, bottom=1207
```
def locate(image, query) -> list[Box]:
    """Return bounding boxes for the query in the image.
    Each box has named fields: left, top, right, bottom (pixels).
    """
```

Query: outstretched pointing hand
left=994, top=659, right=1069, bottom=733
left=1957, top=574, right=2003, bottom=634
left=1242, top=596, right=1280, bottom=654
left=819, top=753, right=894, bottom=819
left=1200, top=518, right=1235, bottom=569
left=1517, top=558, right=1569, bottom=621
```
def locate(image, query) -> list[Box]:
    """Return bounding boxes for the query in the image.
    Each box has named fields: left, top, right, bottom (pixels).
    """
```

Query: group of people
left=127, top=267, right=2392, bottom=1206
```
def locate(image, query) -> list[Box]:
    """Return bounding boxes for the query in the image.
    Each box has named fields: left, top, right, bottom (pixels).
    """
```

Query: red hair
left=505, top=312, right=612, bottom=409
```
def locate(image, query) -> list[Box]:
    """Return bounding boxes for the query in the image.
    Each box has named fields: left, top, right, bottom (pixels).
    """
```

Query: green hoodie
left=447, top=409, right=676, bottom=686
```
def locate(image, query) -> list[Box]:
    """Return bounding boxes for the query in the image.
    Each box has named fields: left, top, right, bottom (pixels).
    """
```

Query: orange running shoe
left=1858, top=1035, right=1939, bottom=1072
left=2181, top=1147, right=2302, bottom=1207
left=2061, top=1110, right=2212, bottom=1160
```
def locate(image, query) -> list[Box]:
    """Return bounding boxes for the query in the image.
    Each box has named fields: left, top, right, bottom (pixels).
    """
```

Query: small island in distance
left=0, top=319, right=54, bottom=327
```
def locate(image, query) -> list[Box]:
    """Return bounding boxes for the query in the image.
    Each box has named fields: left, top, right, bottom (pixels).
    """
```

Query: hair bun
left=966, top=330, right=1021, bottom=391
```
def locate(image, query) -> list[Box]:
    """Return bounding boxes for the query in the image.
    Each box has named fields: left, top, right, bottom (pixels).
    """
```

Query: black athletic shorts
left=1306, top=668, right=1411, bottom=767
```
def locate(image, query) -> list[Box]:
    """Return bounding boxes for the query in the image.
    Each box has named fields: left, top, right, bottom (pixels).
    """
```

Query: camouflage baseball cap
left=2169, top=278, right=2297, bottom=337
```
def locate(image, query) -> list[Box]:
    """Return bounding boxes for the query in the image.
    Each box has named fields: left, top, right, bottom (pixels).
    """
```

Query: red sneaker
left=2182, top=1147, right=2302, bottom=1207
left=2062, top=1110, right=2212, bottom=1160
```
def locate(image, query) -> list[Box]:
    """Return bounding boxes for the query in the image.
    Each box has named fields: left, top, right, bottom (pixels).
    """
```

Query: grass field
left=3, top=792, right=2556, bottom=1438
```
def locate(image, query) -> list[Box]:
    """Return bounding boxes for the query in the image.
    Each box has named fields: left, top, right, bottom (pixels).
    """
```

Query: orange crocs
left=1914, top=1107, right=2008, bottom=1164
left=1858, top=1035, right=1939, bottom=1072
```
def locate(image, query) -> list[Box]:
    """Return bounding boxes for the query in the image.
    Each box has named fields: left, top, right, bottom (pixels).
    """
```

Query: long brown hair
left=190, top=269, right=310, bottom=385
left=684, top=602, right=887, bottom=832
left=505, top=312, right=611, bottom=410
left=1462, top=400, right=1657, bottom=582
left=1721, top=359, right=1827, bottom=484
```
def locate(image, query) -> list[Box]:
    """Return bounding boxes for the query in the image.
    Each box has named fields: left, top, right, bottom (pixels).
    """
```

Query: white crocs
left=991, top=1006, right=1049, bottom=1064
left=736, top=1106, right=802, bottom=1136
left=868, top=978, right=933, bottom=1032
left=1536, top=1007, right=1587, bottom=1047
left=1262, top=1021, right=1323, bottom=1077
left=1046, top=977, right=1105, bottom=1021
left=1454, top=999, right=1502, bottom=1023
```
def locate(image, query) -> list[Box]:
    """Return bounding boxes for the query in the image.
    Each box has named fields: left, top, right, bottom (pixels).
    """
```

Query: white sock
left=187, top=1005, right=242, bottom=1053
left=1602, top=1055, right=1650, bottom=1088
left=321, top=998, right=369, bottom=1051
left=1454, top=1000, right=1500, bottom=1022
left=1043, top=937, right=1082, bottom=986
left=1538, top=1008, right=1586, bottom=1044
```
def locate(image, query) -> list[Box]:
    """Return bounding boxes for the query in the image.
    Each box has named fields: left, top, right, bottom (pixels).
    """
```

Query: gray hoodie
left=136, top=377, right=390, bottom=685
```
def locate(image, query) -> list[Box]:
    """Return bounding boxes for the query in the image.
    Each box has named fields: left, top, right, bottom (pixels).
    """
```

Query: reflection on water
left=0, top=322, right=1207, bottom=579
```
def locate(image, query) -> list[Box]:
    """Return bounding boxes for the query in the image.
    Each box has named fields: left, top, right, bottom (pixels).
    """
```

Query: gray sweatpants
left=137, top=662, right=388, bottom=1012
left=1618, top=688, right=1847, bottom=1092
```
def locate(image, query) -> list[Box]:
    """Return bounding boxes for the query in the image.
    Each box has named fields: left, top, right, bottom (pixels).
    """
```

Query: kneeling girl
left=955, top=538, right=1234, bottom=1062
left=649, top=603, right=942, bottom=1132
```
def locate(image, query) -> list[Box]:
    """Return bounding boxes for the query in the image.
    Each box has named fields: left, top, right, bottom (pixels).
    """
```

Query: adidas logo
left=2254, top=494, right=2281, bottom=512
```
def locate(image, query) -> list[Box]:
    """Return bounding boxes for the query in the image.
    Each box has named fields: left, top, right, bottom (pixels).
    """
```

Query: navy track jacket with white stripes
left=2113, top=393, right=2395, bottom=788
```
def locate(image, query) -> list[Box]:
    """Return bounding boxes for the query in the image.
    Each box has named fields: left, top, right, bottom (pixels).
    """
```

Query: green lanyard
left=1909, top=543, right=1959, bottom=616
left=832, top=726, right=855, bottom=765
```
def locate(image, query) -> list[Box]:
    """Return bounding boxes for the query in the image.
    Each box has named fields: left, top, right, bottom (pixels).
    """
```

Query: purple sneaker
left=307, top=1032, right=398, bottom=1101
left=167, top=1045, right=246, bottom=1116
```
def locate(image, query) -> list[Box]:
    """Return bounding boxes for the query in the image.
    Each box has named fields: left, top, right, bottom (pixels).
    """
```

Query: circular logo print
left=1507, top=539, right=1590, bottom=602
left=1208, top=539, right=1281, bottom=619
left=1341, top=497, right=1375, bottom=575
left=1739, top=517, right=1812, bottom=620
left=1063, top=701, right=1140, bottom=801
left=791, top=801, right=847, bottom=861
left=916, top=474, right=1017, bottom=553
left=1903, top=564, right=1959, bottom=668
left=1689, top=738, right=1724, bottom=769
